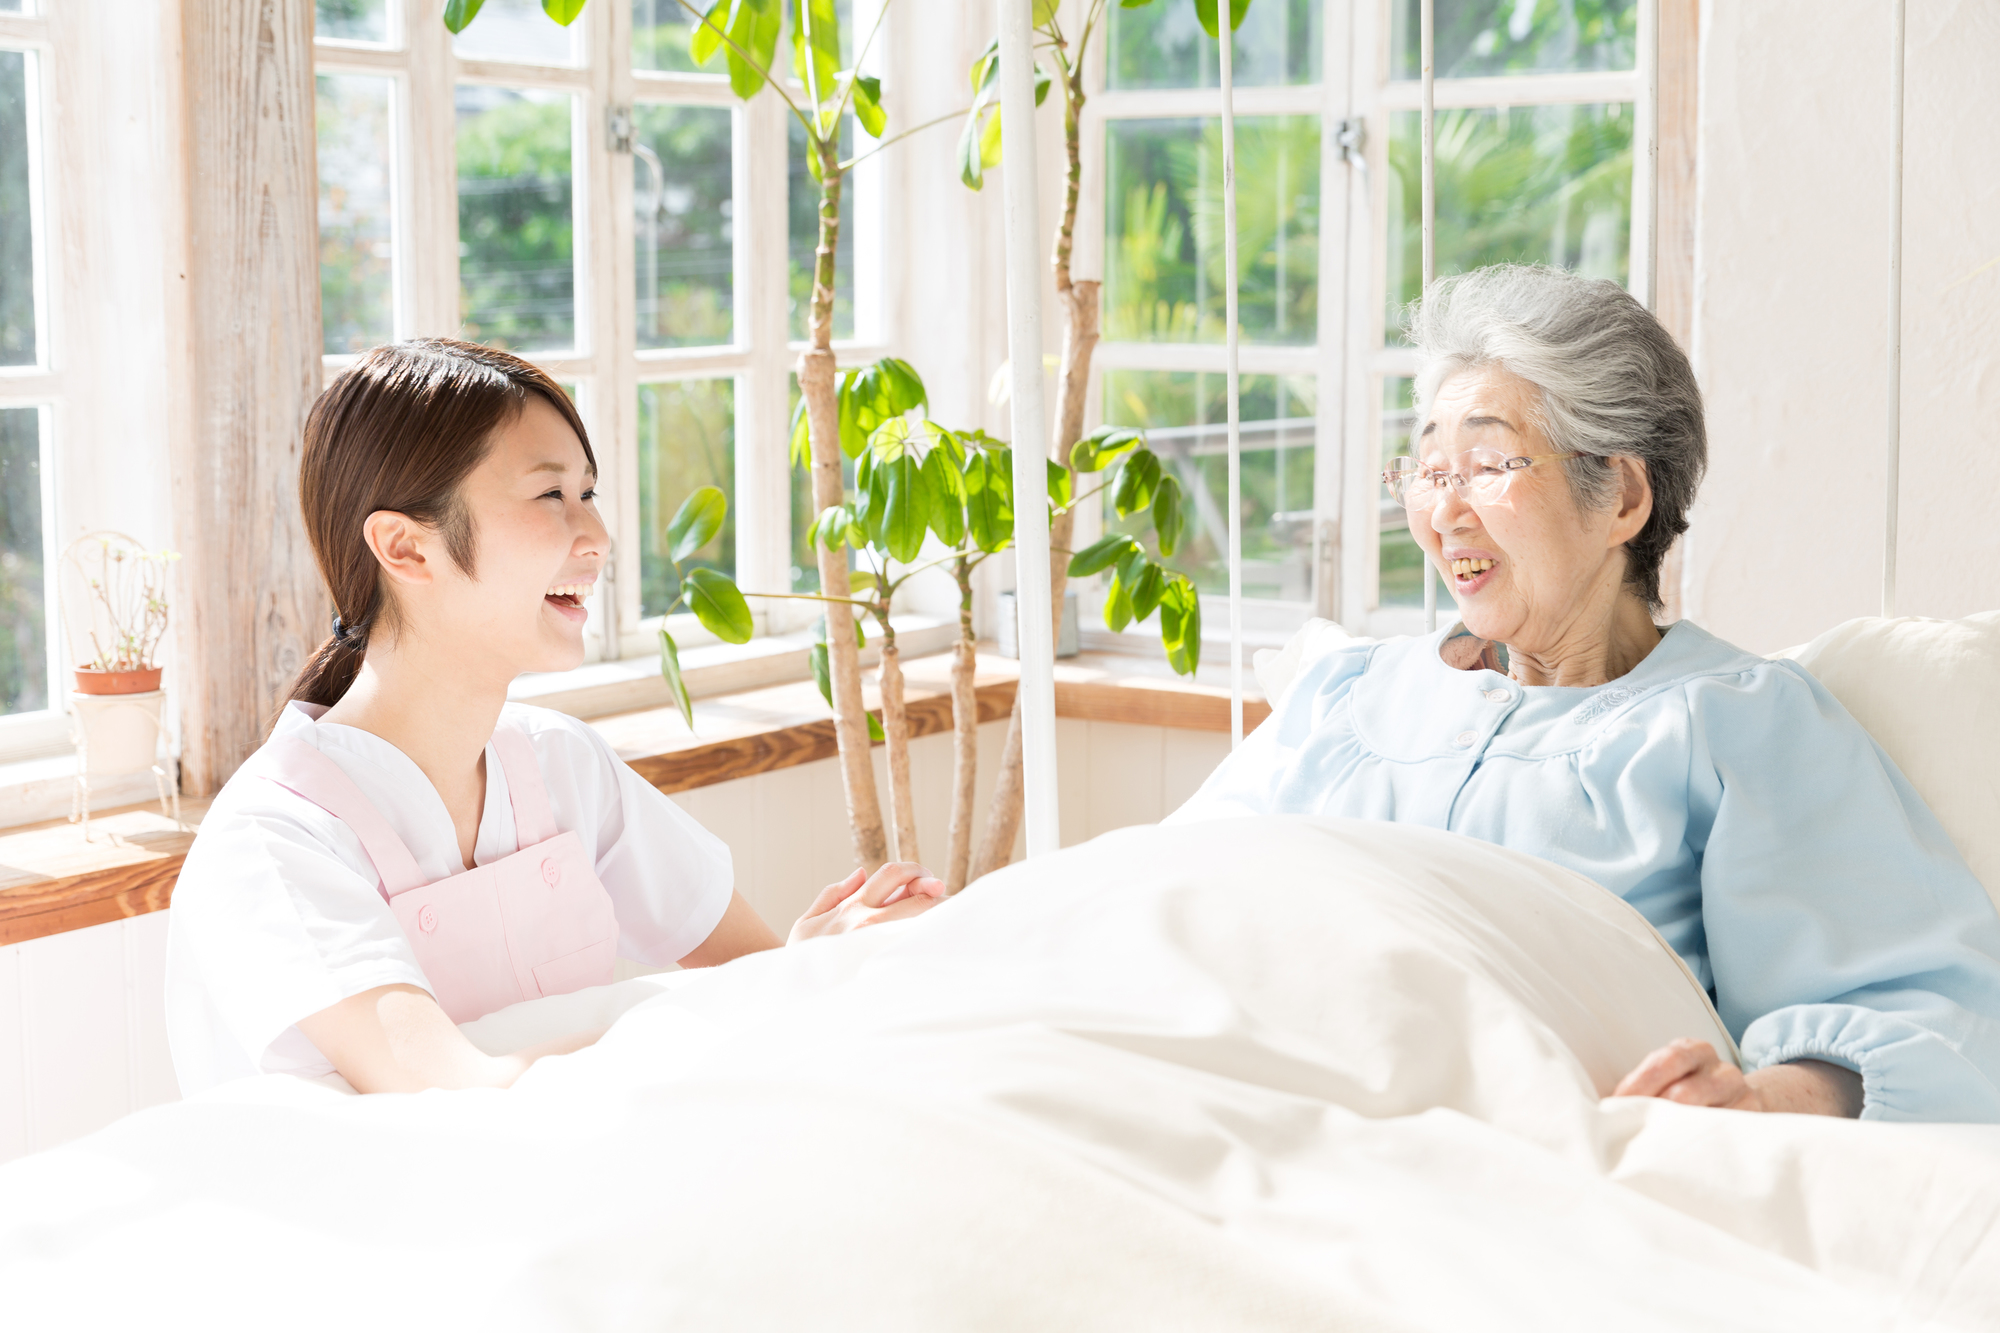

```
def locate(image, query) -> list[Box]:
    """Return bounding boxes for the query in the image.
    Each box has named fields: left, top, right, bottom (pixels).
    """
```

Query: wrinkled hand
left=788, top=861, right=946, bottom=944
left=1611, top=1038, right=1862, bottom=1117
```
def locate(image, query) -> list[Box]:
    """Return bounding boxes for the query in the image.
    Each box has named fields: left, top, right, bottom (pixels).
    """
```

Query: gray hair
left=1406, top=264, right=1705, bottom=611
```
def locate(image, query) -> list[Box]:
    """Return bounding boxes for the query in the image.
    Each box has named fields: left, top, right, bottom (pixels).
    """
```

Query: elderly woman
left=1173, top=264, right=2000, bottom=1122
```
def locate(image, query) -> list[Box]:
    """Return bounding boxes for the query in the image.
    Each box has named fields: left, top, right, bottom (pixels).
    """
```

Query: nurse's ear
left=362, top=509, right=439, bottom=589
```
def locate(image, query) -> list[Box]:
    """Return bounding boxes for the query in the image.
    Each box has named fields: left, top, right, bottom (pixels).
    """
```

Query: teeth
left=1450, top=559, right=1495, bottom=577
left=546, top=583, right=592, bottom=599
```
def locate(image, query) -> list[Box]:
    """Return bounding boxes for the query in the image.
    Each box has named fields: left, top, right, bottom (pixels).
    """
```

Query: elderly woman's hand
left=789, top=861, right=946, bottom=944
left=1611, top=1038, right=1863, bottom=1116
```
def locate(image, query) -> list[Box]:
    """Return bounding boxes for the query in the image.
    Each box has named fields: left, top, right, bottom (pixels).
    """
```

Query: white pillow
left=1777, top=612, right=2000, bottom=911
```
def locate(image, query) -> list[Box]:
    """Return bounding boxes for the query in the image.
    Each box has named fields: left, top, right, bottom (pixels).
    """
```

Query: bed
left=3, top=611, right=1995, bottom=1331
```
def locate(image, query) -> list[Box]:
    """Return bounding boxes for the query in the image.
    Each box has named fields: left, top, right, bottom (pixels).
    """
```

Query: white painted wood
left=1374, top=69, right=1639, bottom=110
left=123, top=910, right=179, bottom=1113
left=1083, top=721, right=1164, bottom=842
left=1161, top=727, right=1230, bottom=815
left=0, top=940, right=26, bottom=1162
left=20, top=917, right=131, bottom=1153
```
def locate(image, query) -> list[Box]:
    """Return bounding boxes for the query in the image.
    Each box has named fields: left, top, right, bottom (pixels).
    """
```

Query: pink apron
left=255, top=716, right=619, bottom=1024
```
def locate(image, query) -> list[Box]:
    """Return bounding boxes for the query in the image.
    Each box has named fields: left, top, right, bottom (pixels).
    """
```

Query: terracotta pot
left=73, top=667, right=163, bottom=695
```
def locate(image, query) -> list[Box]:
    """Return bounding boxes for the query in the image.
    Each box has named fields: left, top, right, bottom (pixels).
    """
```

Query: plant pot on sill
left=68, top=685, right=181, bottom=839
left=73, top=666, right=164, bottom=695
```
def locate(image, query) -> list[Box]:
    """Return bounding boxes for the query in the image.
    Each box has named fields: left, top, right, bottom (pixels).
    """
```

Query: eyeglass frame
left=1380, top=449, right=1584, bottom=510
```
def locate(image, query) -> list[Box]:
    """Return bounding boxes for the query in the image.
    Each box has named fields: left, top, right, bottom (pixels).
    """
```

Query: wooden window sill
left=0, top=647, right=1267, bottom=945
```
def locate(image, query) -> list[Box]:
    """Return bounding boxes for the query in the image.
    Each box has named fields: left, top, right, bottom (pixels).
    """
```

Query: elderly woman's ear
left=1609, top=455, right=1653, bottom=549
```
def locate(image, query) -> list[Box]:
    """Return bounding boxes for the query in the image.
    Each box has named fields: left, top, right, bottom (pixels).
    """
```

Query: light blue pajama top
left=1170, top=619, right=2000, bottom=1122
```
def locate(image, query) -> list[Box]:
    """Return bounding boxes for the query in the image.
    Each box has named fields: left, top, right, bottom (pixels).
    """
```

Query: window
left=0, top=19, right=58, bottom=750
left=310, top=0, right=883, bottom=663
left=1082, top=0, right=1643, bottom=641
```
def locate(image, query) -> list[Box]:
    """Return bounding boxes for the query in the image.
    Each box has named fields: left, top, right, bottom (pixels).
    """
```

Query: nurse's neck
left=320, top=629, right=508, bottom=868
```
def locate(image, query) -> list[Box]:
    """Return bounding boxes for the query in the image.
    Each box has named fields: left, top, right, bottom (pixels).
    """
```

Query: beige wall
left=1682, top=0, right=2000, bottom=652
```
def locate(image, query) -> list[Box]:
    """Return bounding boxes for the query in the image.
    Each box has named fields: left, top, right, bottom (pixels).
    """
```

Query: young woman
left=165, top=340, right=944, bottom=1096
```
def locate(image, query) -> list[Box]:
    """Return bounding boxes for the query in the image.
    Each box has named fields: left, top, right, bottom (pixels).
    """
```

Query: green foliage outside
left=456, top=88, right=575, bottom=352
left=1105, top=116, right=1319, bottom=345
left=633, top=104, right=733, bottom=348
left=0, top=408, right=45, bottom=716
left=1384, top=101, right=1633, bottom=342
left=317, top=74, right=394, bottom=354
left=1389, top=0, right=1636, bottom=80
left=1107, top=0, right=1319, bottom=90
left=314, top=0, right=389, bottom=43
left=639, top=380, right=737, bottom=618
left=0, top=52, right=35, bottom=369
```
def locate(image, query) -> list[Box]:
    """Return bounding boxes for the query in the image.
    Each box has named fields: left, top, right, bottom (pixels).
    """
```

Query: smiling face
left=1413, top=365, right=1650, bottom=654
left=384, top=393, right=607, bottom=681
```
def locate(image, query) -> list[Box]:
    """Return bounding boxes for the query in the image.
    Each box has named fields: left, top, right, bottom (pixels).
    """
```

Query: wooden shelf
left=0, top=647, right=1267, bottom=946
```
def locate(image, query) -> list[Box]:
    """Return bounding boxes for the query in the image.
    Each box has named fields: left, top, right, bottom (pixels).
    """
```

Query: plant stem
left=877, top=631, right=919, bottom=865
left=944, top=556, right=978, bottom=893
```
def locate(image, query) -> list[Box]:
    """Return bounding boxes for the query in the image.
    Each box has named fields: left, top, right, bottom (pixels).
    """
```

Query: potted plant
left=59, top=533, right=183, bottom=836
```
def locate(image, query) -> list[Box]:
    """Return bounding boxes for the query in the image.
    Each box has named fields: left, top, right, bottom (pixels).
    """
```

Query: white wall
left=0, top=719, right=1229, bottom=1164
left=1683, top=0, right=2000, bottom=652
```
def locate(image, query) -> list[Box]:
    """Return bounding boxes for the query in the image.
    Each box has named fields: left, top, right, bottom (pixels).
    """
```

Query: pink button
left=417, top=904, right=438, bottom=934
left=541, top=858, right=561, bottom=887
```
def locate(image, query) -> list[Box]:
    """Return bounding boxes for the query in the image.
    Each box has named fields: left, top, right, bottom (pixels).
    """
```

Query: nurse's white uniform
left=165, top=701, right=733, bottom=1095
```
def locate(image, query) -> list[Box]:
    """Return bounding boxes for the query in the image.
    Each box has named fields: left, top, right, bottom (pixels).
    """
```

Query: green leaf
left=1035, top=63, right=1053, bottom=105
left=1130, top=561, right=1166, bottom=621
left=847, top=72, right=886, bottom=138
left=690, top=0, right=728, bottom=65
left=790, top=0, right=841, bottom=131
left=1068, top=533, right=1138, bottom=578
left=666, top=486, right=727, bottom=563
left=848, top=569, right=877, bottom=595
left=1046, top=458, right=1072, bottom=511
left=882, top=455, right=931, bottom=563
left=541, top=0, right=585, bottom=24
left=957, top=106, right=992, bottom=190
left=836, top=372, right=868, bottom=458
left=659, top=628, right=694, bottom=730
left=1159, top=577, right=1202, bottom=675
left=923, top=443, right=966, bottom=546
left=810, top=504, right=854, bottom=551
left=852, top=612, right=867, bottom=649
left=789, top=392, right=812, bottom=470
left=1193, top=0, right=1253, bottom=39
left=1151, top=474, right=1184, bottom=557
left=1103, top=569, right=1134, bottom=633
left=856, top=448, right=887, bottom=543
left=1032, top=0, right=1060, bottom=25
left=978, top=101, right=1004, bottom=170
left=867, top=710, right=886, bottom=741
left=1069, top=425, right=1142, bottom=473
left=869, top=415, right=911, bottom=462
left=1114, top=542, right=1147, bottom=593
left=1113, top=449, right=1162, bottom=518
left=808, top=639, right=833, bottom=707
left=685, top=567, right=754, bottom=644
left=965, top=446, right=1014, bottom=554
left=443, top=0, right=486, bottom=32
left=726, top=0, right=783, bottom=101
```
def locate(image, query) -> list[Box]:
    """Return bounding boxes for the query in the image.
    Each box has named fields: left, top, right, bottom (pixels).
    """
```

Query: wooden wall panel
left=172, top=0, right=327, bottom=794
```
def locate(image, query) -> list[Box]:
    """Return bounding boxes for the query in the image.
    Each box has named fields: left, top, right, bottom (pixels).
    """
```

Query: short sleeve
left=520, top=709, right=734, bottom=966
left=168, top=786, right=431, bottom=1080
left=1689, top=662, right=2000, bottom=1122
left=1167, top=640, right=1378, bottom=823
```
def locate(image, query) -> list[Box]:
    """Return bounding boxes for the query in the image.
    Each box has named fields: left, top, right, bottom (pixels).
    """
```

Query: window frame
left=0, top=6, right=69, bottom=757
left=310, top=0, right=894, bottom=671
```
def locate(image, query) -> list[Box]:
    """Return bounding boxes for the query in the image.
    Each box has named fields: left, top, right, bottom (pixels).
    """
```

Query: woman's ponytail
left=283, top=340, right=595, bottom=715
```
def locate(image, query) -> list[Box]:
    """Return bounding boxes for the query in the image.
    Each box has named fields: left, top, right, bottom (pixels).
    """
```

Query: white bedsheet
left=4, top=817, right=1997, bottom=1331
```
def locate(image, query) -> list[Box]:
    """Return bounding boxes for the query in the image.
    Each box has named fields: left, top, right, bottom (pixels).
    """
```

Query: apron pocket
left=530, top=936, right=617, bottom=998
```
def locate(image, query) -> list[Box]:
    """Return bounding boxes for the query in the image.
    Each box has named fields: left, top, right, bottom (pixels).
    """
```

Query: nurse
left=165, top=339, right=944, bottom=1096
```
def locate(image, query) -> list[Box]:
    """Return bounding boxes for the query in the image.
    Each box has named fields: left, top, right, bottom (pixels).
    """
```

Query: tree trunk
left=944, top=566, right=978, bottom=893
left=877, top=637, right=919, bottom=865
left=799, top=151, right=887, bottom=871
left=968, top=61, right=1100, bottom=883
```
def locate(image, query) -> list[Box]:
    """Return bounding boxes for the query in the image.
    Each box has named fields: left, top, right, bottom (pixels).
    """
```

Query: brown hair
left=288, top=339, right=595, bottom=708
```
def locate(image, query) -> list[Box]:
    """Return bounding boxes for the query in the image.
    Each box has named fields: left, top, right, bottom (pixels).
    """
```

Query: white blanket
left=5, top=818, right=1998, bottom=1331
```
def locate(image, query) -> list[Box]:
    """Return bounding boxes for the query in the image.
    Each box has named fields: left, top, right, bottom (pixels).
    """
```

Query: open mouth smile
left=1446, top=556, right=1499, bottom=595
left=545, top=581, right=592, bottom=623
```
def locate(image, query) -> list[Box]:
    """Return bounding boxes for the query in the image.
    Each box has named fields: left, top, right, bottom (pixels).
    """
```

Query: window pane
left=1391, top=0, right=1636, bottom=79
left=1105, top=116, right=1319, bottom=346
left=0, top=51, right=35, bottom=369
left=633, top=0, right=700, bottom=72
left=452, top=0, right=582, bottom=65
left=1107, top=0, right=1321, bottom=90
left=315, top=0, right=389, bottom=44
left=1101, top=370, right=1316, bottom=602
left=317, top=74, right=394, bottom=354
left=0, top=408, right=44, bottom=717
left=1378, top=376, right=1426, bottom=607
left=1385, top=102, right=1631, bottom=342
left=639, top=379, right=735, bottom=619
left=457, top=86, right=575, bottom=353
left=634, top=104, right=732, bottom=349
left=789, top=116, right=853, bottom=342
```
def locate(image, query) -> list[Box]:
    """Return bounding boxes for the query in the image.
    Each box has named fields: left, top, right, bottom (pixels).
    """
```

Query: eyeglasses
left=1381, top=448, right=1581, bottom=511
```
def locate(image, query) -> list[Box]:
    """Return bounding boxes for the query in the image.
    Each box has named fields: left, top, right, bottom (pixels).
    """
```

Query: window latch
left=607, top=105, right=634, bottom=155
left=1335, top=117, right=1366, bottom=171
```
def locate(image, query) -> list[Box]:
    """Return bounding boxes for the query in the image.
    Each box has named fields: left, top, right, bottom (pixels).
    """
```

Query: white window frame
left=310, top=0, right=893, bottom=673
left=0, top=4, right=68, bottom=758
left=1072, top=0, right=1645, bottom=644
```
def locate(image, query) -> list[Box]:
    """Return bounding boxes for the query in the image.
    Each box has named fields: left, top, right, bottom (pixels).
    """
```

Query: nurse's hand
left=1610, top=1038, right=1862, bottom=1117
left=789, top=861, right=946, bottom=944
